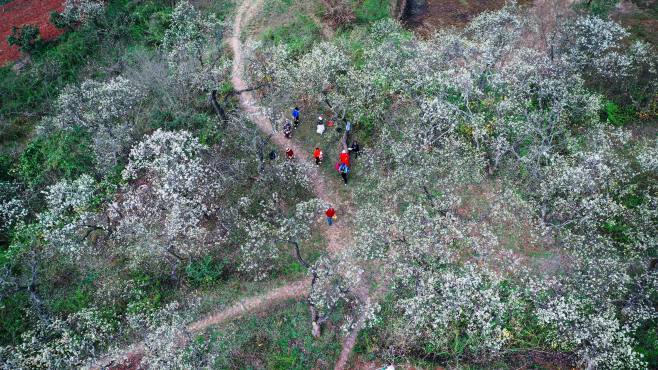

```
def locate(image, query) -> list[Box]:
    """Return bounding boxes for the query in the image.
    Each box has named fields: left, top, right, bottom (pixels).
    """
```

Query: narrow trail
left=230, top=0, right=352, bottom=255
left=92, top=1, right=358, bottom=369
left=90, top=280, right=309, bottom=369
left=230, top=1, right=364, bottom=369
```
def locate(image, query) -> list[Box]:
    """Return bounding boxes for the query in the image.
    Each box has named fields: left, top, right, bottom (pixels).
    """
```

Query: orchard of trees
left=0, top=0, right=656, bottom=368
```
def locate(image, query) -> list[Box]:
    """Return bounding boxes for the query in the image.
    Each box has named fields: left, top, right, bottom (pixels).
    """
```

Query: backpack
left=339, top=163, right=350, bottom=174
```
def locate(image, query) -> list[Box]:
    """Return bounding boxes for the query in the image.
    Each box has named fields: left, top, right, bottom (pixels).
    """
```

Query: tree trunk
left=209, top=90, right=228, bottom=124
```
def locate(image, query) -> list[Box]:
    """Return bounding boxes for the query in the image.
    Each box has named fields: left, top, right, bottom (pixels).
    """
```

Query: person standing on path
left=313, top=147, right=323, bottom=166
left=283, top=119, right=292, bottom=138
left=339, top=163, right=350, bottom=185
left=292, top=107, right=300, bottom=128
left=316, top=116, right=325, bottom=135
left=349, top=140, right=360, bottom=159
left=339, top=149, right=350, bottom=167
left=286, top=147, right=294, bottom=160
left=326, top=207, right=336, bottom=225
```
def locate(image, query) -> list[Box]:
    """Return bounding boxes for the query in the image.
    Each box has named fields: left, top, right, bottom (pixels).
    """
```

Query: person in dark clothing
left=339, top=163, right=350, bottom=185
left=283, top=120, right=292, bottom=138
left=349, top=140, right=360, bottom=159
left=269, top=150, right=276, bottom=160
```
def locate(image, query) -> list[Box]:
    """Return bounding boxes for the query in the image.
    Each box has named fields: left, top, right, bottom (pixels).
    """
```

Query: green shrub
left=50, top=287, right=93, bottom=315
left=0, top=154, right=13, bottom=182
left=50, top=10, right=72, bottom=31
left=580, top=0, right=620, bottom=17
left=186, top=256, right=225, bottom=287
left=635, top=322, right=658, bottom=368
left=146, top=10, right=173, bottom=45
left=0, top=292, right=31, bottom=346
left=7, top=25, right=41, bottom=53
left=17, top=127, right=95, bottom=188
left=263, top=0, right=294, bottom=18
left=126, top=273, right=166, bottom=316
left=604, top=100, right=636, bottom=126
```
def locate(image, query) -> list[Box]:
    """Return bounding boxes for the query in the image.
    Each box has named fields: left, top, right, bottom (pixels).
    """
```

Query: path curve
left=89, top=279, right=309, bottom=369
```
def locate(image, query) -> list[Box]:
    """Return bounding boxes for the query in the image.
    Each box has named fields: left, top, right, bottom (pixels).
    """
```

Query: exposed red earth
left=0, top=0, right=65, bottom=66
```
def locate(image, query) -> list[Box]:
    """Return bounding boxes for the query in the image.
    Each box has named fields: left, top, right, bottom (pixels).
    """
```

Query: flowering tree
left=552, top=15, right=658, bottom=109
left=236, top=194, right=325, bottom=280
left=114, top=129, right=226, bottom=270
left=162, top=1, right=228, bottom=98
left=51, top=0, right=105, bottom=30
left=0, top=182, right=27, bottom=235
left=0, top=308, right=114, bottom=369
left=538, top=295, right=646, bottom=369
left=42, top=76, right=145, bottom=172
left=37, top=174, right=100, bottom=258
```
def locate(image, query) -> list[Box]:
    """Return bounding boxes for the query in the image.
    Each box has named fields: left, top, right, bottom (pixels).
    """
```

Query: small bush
left=7, top=25, right=41, bottom=53
left=50, top=287, right=93, bottom=315
left=635, top=322, right=658, bottom=369
left=0, top=292, right=31, bottom=346
left=186, top=256, right=225, bottom=287
left=604, top=100, right=636, bottom=126
left=581, top=0, right=620, bottom=17
left=146, top=10, right=173, bottom=45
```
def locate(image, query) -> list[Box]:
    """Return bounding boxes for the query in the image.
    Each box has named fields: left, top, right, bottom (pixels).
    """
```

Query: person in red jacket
left=339, top=149, right=350, bottom=167
left=313, top=147, right=323, bottom=166
left=325, top=207, right=336, bottom=226
left=286, top=147, right=294, bottom=160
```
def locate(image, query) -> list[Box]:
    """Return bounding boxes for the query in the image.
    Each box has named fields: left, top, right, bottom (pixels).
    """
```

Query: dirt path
left=230, top=0, right=351, bottom=255
left=187, top=279, right=310, bottom=331
left=91, top=1, right=357, bottom=368
left=230, top=2, right=365, bottom=368
left=89, top=279, right=309, bottom=369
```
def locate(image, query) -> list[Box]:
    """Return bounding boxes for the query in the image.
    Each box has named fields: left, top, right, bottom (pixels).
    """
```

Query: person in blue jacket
left=292, top=107, right=300, bottom=127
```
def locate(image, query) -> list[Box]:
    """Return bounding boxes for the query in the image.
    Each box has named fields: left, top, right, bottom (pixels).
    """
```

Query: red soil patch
left=0, top=0, right=65, bottom=66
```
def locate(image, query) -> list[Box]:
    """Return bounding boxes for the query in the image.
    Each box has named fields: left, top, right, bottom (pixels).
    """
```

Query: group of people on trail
left=279, top=106, right=363, bottom=226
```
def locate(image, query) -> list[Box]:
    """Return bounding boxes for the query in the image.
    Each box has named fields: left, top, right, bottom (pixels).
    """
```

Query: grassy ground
left=611, top=0, right=658, bottom=46
left=404, top=0, right=532, bottom=35
left=189, top=299, right=342, bottom=369
left=251, top=0, right=325, bottom=55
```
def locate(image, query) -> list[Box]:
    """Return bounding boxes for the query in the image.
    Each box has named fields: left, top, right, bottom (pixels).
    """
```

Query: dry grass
left=403, top=0, right=533, bottom=36
left=455, top=180, right=568, bottom=280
